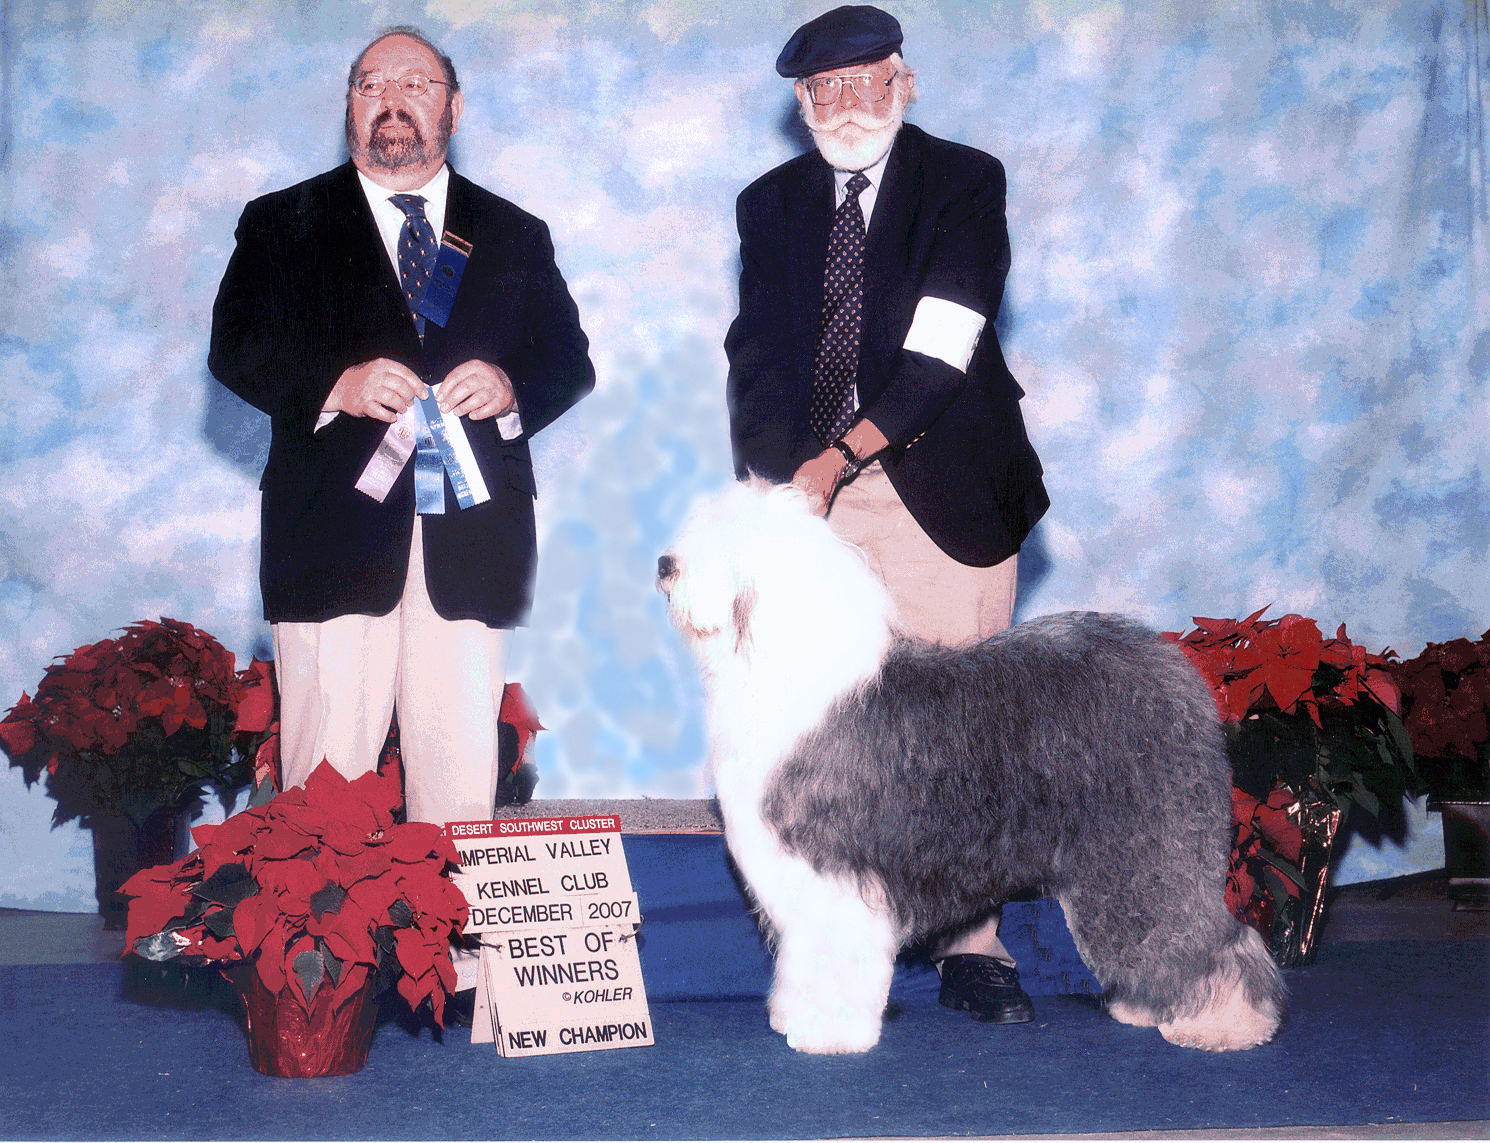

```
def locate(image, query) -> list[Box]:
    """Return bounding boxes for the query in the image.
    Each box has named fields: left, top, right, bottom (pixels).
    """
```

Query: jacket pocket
left=504, top=454, right=537, bottom=497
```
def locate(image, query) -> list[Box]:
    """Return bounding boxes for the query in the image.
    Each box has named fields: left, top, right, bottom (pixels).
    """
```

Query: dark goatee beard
left=346, top=103, right=453, bottom=172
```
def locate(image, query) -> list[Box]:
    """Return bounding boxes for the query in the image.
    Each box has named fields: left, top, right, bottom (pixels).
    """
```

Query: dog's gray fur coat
left=661, top=480, right=1285, bottom=1054
left=764, top=616, right=1283, bottom=1024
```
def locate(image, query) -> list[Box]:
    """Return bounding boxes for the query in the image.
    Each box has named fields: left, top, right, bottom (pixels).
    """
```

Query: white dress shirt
left=833, top=145, right=892, bottom=227
left=320, top=164, right=521, bottom=439
left=356, top=165, right=450, bottom=279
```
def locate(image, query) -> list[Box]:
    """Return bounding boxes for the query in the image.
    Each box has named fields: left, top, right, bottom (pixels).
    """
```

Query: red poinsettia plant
left=1164, top=607, right=1414, bottom=820
left=1225, top=784, right=1303, bottom=935
left=0, top=618, right=277, bottom=829
left=123, top=760, right=469, bottom=1026
left=1166, top=608, right=1417, bottom=964
left=1387, top=630, right=1490, bottom=803
left=1165, top=607, right=1401, bottom=727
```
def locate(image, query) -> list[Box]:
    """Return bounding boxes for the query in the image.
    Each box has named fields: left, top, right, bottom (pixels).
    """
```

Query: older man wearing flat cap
left=724, top=5, right=1050, bottom=1025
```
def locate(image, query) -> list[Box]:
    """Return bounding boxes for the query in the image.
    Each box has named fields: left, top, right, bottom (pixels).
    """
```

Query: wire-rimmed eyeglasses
left=352, top=73, right=448, bottom=99
left=803, top=72, right=895, bottom=106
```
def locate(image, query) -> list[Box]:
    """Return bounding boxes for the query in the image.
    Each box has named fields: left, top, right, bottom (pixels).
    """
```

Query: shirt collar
left=833, top=144, right=893, bottom=198
left=356, top=163, right=451, bottom=231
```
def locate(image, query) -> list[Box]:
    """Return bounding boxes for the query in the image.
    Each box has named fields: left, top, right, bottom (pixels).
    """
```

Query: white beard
left=805, top=87, right=906, bottom=172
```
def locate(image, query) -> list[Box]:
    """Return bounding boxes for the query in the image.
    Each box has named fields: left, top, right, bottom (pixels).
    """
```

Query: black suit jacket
left=725, top=124, right=1048, bottom=567
left=208, top=162, right=594, bottom=627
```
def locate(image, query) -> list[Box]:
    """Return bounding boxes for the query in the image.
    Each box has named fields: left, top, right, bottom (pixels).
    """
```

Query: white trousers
left=271, top=516, right=511, bottom=826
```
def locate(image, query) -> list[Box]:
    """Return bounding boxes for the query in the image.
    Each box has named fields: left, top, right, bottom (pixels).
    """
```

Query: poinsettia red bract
left=0, top=621, right=278, bottom=827
left=122, top=760, right=468, bottom=1026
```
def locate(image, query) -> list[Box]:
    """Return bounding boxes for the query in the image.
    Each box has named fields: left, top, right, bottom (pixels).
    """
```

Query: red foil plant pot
left=226, top=961, right=380, bottom=1078
left=123, top=760, right=468, bottom=1078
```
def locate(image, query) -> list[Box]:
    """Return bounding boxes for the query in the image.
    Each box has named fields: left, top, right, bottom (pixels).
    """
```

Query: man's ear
left=793, top=78, right=812, bottom=117
left=448, top=90, right=465, bottom=136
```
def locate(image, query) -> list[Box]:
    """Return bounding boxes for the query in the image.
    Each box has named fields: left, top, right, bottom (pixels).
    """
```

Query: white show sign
left=445, top=815, right=653, bottom=1058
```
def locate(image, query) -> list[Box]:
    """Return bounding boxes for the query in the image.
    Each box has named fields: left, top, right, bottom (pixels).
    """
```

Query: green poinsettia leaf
left=372, top=926, right=403, bottom=995
left=373, top=924, right=398, bottom=956
left=246, top=775, right=277, bottom=809
left=170, top=896, right=210, bottom=928
left=309, top=883, right=346, bottom=919
left=192, top=862, right=257, bottom=907
left=1349, top=773, right=1381, bottom=818
left=203, top=907, right=236, bottom=939
left=388, top=898, right=414, bottom=928
left=1383, top=711, right=1419, bottom=781
left=320, top=940, right=343, bottom=988
left=177, top=756, right=213, bottom=780
left=293, top=947, right=324, bottom=1001
left=1260, top=862, right=1299, bottom=905
left=1256, top=846, right=1304, bottom=885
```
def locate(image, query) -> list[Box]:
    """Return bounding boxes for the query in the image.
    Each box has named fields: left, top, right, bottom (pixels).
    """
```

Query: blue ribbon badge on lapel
left=416, top=230, right=472, bottom=329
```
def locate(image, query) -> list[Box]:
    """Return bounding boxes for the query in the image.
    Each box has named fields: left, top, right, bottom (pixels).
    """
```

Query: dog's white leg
left=726, top=817, right=898, bottom=1055
left=1157, top=926, right=1282, bottom=1052
left=767, top=867, right=898, bottom=1055
left=1106, top=998, right=1160, bottom=1027
left=1158, top=987, right=1279, bottom=1051
left=1063, top=889, right=1282, bottom=1051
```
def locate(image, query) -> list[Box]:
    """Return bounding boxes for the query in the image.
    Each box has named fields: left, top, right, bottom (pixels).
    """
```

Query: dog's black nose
left=657, top=554, right=677, bottom=581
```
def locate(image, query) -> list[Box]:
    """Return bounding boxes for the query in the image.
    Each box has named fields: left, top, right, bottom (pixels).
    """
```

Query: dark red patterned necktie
left=809, top=171, right=871, bottom=446
left=390, top=193, right=437, bottom=338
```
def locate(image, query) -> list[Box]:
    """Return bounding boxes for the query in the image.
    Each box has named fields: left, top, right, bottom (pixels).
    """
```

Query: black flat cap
left=775, top=5, right=903, bottom=78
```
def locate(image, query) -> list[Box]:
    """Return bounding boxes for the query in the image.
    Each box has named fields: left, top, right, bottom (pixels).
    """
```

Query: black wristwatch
left=831, top=438, right=867, bottom=484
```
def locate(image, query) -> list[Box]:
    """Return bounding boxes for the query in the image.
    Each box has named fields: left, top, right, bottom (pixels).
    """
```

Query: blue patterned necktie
left=388, top=193, right=444, bottom=512
left=389, top=193, right=438, bottom=338
left=810, top=171, right=871, bottom=446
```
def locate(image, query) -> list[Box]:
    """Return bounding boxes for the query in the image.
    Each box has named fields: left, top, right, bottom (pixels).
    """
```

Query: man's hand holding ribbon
left=327, top=357, right=515, bottom=423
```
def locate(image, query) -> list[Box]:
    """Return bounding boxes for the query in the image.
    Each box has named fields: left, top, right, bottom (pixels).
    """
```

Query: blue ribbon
left=417, top=231, right=472, bottom=329
left=416, top=393, right=480, bottom=511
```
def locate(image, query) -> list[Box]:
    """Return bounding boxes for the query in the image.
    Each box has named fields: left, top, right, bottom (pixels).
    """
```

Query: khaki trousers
left=271, top=516, right=511, bottom=826
left=826, top=463, right=1018, bottom=643
left=826, top=462, right=1018, bottom=965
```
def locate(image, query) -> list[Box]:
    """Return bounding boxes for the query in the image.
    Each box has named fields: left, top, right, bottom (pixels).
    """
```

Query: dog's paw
left=768, top=999, right=789, bottom=1035
left=1158, top=992, right=1280, bottom=1052
left=1107, top=998, right=1159, bottom=1027
left=767, top=983, right=809, bottom=1035
left=769, top=992, right=882, bottom=1054
left=782, top=1013, right=882, bottom=1055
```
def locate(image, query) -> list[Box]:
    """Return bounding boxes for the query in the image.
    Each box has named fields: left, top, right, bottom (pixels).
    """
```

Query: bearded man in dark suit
left=209, top=27, right=593, bottom=857
left=725, top=6, right=1050, bottom=1025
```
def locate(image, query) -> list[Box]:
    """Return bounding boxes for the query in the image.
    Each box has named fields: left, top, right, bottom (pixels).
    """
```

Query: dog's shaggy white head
left=659, top=480, right=893, bottom=710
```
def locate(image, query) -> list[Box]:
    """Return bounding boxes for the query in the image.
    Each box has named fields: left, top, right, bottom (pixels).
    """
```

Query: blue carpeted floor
left=3, top=836, right=1486, bottom=1139
left=1, top=939, right=1486, bottom=1140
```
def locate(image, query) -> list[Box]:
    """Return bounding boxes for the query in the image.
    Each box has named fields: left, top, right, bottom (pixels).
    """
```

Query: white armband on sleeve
left=902, top=296, right=986, bottom=373
left=496, top=408, right=524, bottom=441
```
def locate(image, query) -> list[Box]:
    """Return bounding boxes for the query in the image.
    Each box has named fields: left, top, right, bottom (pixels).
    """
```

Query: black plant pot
left=1434, top=800, right=1490, bottom=911
left=91, top=807, right=184, bottom=929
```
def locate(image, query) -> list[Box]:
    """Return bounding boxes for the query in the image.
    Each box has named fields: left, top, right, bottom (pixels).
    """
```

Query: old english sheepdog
left=657, top=480, right=1285, bottom=1055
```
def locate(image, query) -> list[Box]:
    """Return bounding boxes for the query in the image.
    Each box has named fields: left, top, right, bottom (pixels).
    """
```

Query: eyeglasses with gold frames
left=803, top=72, right=896, bottom=106
left=352, top=73, right=448, bottom=99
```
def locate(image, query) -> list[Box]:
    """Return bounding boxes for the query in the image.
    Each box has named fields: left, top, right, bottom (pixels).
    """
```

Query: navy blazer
left=725, top=124, right=1048, bottom=567
left=209, top=162, right=595, bottom=627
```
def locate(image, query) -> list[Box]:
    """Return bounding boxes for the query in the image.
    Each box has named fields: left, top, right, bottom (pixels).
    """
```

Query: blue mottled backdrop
left=2, top=1, right=1485, bottom=909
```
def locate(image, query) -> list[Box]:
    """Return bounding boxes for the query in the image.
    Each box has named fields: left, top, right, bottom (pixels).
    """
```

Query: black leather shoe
left=937, top=954, right=1034, bottom=1024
